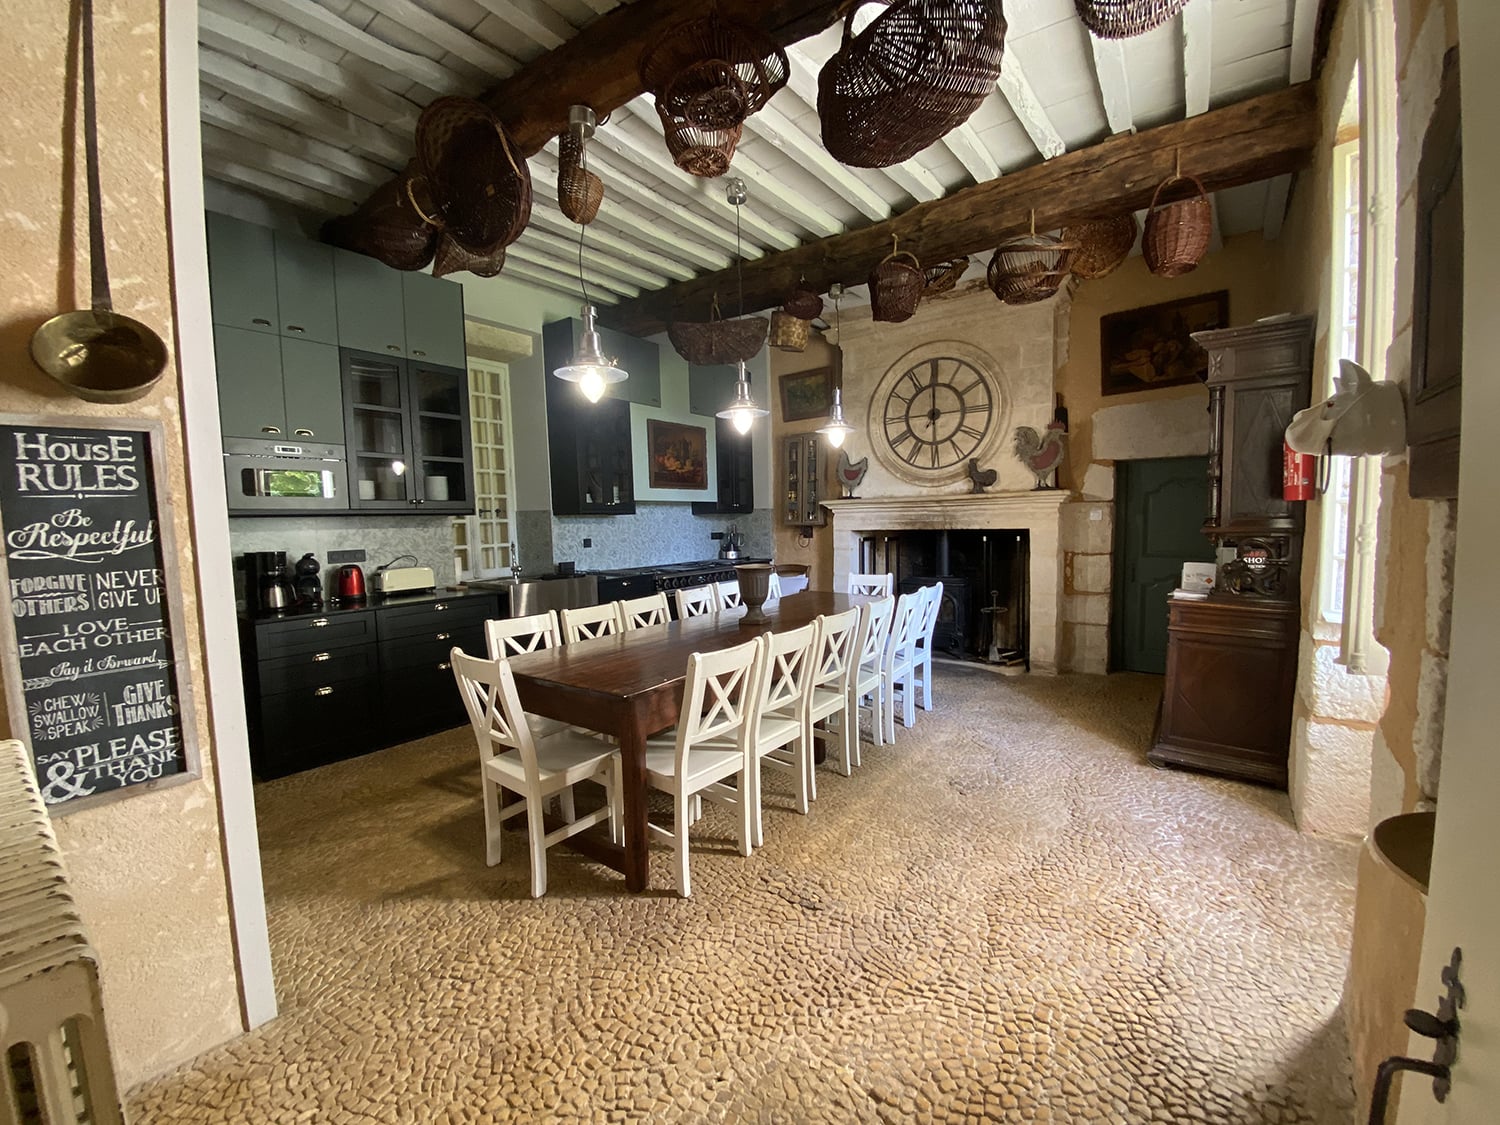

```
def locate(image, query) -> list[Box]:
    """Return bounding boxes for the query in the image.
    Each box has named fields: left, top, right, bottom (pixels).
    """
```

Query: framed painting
left=646, top=419, right=709, bottom=490
left=779, top=367, right=834, bottom=422
left=1100, top=291, right=1229, bottom=396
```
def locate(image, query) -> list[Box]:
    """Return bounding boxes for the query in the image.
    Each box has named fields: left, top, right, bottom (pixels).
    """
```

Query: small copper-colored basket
left=1143, top=173, right=1212, bottom=278
left=558, top=131, right=604, bottom=225
left=769, top=310, right=811, bottom=352
left=1064, top=213, right=1137, bottom=280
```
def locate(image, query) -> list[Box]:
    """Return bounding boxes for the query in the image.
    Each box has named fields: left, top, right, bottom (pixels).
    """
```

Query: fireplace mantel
left=824, top=490, right=1072, bottom=673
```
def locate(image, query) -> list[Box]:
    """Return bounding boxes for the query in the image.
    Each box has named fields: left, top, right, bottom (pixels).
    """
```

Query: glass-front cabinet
left=782, top=434, right=827, bottom=528
left=341, top=350, right=473, bottom=513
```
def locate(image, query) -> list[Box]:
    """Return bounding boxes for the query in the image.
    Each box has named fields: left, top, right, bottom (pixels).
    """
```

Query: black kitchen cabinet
left=241, top=592, right=499, bottom=778
left=342, top=349, right=474, bottom=514
left=692, top=418, right=754, bottom=515
left=543, top=360, right=636, bottom=516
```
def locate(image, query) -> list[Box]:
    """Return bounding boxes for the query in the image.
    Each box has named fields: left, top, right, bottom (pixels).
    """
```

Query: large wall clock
left=873, top=355, right=998, bottom=478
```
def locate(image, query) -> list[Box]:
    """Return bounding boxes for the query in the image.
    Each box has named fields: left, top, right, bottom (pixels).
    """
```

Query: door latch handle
left=1368, top=947, right=1464, bottom=1124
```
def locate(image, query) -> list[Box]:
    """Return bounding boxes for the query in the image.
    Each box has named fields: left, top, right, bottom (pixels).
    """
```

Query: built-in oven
left=223, top=436, right=349, bottom=514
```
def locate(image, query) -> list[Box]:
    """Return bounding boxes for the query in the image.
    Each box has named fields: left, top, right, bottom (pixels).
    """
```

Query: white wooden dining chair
left=560, top=603, right=621, bottom=643
left=882, top=592, right=924, bottom=743
left=807, top=607, right=863, bottom=780
left=485, top=610, right=561, bottom=657
left=764, top=571, right=783, bottom=605
left=643, top=638, right=765, bottom=897
left=850, top=596, right=896, bottom=755
left=911, top=581, right=944, bottom=712
left=674, top=585, right=720, bottom=619
left=846, top=572, right=894, bottom=596
left=450, top=649, right=621, bottom=898
left=747, top=621, right=820, bottom=846
left=619, top=591, right=671, bottom=630
left=716, top=579, right=744, bottom=610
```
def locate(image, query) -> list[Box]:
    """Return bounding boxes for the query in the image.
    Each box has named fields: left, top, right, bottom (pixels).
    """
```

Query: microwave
left=224, top=437, right=349, bottom=514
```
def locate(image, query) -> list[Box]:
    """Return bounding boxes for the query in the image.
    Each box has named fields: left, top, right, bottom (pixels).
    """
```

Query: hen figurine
left=837, top=449, right=868, bottom=498
left=967, top=459, right=997, bottom=494
left=1014, top=420, right=1067, bottom=489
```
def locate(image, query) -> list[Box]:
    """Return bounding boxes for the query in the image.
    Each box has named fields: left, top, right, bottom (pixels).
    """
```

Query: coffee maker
left=241, top=551, right=293, bottom=614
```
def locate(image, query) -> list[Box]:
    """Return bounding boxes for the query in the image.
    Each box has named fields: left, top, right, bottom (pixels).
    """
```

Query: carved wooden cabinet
left=1149, top=317, right=1314, bottom=788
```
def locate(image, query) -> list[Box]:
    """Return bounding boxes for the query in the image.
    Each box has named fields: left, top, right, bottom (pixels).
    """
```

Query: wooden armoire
left=1149, top=316, right=1315, bottom=788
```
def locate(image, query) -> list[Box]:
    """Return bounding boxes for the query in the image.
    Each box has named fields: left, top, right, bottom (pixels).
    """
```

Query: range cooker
left=594, top=558, right=771, bottom=602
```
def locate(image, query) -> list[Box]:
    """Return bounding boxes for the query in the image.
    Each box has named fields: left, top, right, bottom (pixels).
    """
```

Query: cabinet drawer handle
left=311, top=618, right=330, bottom=628
left=435, top=632, right=451, bottom=641
left=294, top=428, right=314, bottom=437
left=261, top=426, right=281, bottom=434
left=386, top=344, right=401, bottom=352
left=434, top=603, right=448, bottom=612
left=252, top=317, right=271, bottom=326
left=312, top=652, right=331, bottom=662
left=315, top=686, right=333, bottom=697
left=286, top=324, right=305, bottom=333
left=412, top=349, right=427, bottom=357
left=438, top=661, right=451, bottom=671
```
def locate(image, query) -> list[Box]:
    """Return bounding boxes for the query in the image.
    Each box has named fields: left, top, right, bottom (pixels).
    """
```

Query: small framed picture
left=779, top=367, right=834, bottom=422
left=646, top=419, right=709, bottom=490
left=1100, top=291, right=1229, bottom=396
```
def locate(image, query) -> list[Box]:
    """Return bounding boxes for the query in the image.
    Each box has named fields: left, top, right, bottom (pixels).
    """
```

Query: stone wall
left=0, top=0, right=242, bottom=1085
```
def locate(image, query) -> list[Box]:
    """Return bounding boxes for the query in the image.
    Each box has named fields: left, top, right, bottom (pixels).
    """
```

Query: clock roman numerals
left=877, top=357, right=997, bottom=473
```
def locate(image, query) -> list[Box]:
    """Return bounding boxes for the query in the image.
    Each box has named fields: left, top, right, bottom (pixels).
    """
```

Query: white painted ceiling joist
left=995, top=55, right=1067, bottom=160
left=1088, top=35, right=1135, bottom=136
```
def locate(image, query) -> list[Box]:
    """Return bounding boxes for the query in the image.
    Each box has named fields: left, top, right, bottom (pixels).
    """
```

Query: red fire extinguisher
left=1283, top=441, right=1316, bottom=501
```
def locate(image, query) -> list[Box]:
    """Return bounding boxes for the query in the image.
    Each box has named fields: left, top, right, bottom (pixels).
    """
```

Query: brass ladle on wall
left=30, top=0, right=167, bottom=403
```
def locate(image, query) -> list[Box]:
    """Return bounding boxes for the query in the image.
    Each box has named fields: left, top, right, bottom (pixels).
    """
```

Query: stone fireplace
left=821, top=285, right=1074, bottom=672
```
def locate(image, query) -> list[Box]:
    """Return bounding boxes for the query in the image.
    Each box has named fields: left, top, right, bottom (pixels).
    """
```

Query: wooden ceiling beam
left=602, top=82, right=1320, bottom=335
left=485, top=0, right=846, bottom=156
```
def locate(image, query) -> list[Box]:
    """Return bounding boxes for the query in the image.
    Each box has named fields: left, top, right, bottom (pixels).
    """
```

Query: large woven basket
left=1142, top=174, right=1212, bottom=277
left=820, top=0, right=1006, bottom=168
left=657, top=99, right=743, bottom=178
left=432, top=233, right=506, bottom=278
left=668, top=302, right=769, bottom=365
left=869, top=240, right=925, bottom=323
left=415, top=97, right=531, bottom=251
left=321, top=161, right=437, bottom=271
left=769, top=310, right=811, bottom=351
left=1074, top=0, right=1190, bottom=39
left=987, top=222, right=1076, bottom=305
left=1064, top=213, right=1137, bottom=280
left=558, top=131, right=604, bottom=225
left=639, top=14, right=789, bottom=128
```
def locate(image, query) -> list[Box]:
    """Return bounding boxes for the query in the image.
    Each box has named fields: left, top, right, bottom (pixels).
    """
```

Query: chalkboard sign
left=0, top=418, right=199, bottom=812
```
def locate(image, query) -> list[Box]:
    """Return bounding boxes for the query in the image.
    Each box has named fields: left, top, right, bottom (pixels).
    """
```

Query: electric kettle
left=336, top=564, right=366, bottom=603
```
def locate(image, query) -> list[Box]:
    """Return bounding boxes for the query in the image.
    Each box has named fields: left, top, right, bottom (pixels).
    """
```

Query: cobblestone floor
left=129, top=668, right=1358, bottom=1123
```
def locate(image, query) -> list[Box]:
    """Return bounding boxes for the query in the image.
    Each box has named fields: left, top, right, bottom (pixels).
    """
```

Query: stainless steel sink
left=467, top=575, right=599, bottom=616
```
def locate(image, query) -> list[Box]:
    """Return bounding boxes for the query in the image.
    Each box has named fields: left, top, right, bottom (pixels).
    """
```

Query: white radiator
left=0, top=739, right=125, bottom=1125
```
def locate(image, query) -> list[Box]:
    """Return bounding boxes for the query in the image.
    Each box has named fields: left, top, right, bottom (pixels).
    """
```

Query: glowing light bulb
left=391, top=460, right=407, bottom=476
left=579, top=368, right=606, bottom=403
left=731, top=409, right=754, bottom=435
left=825, top=427, right=847, bottom=448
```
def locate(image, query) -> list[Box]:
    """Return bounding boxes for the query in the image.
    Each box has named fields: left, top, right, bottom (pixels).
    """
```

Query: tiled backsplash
left=228, top=515, right=457, bottom=599
left=549, top=504, right=774, bottom=570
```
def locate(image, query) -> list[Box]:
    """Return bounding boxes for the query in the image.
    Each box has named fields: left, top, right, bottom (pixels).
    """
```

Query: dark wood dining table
left=506, top=590, right=872, bottom=892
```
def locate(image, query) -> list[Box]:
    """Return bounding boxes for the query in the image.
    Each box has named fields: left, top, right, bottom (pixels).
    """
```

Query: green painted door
left=1113, top=456, right=1215, bottom=674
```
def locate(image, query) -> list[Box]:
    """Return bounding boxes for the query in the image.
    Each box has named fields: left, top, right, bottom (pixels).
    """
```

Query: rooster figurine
left=967, top=459, right=997, bottom=494
left=837, top=449, right=868, bottom=498
left=1014, top=420, right=1068, bottom=490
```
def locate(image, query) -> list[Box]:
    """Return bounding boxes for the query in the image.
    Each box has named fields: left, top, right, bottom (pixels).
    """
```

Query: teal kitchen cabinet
left=272, top=234, right=338, bottom=345
left=334, top=249, right=407, bottom=358
left=206, top=212, right=279, bottom=335
left=215, top=327, right=343, bottom=443
left=402, top=271, right=467, bottom=368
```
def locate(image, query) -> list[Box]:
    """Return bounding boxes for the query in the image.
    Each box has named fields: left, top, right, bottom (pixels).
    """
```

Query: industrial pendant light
left=552, top=106, right=628, bottom=403
left=817, top=284, right=855, bottom=447
left=716, top=177, right=768, bottom=433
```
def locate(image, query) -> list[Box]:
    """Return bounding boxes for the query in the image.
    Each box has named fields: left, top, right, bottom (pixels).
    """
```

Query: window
left=453, top=359, right=517, bottom=580
left=1319, top=141, right=1361, bottom=625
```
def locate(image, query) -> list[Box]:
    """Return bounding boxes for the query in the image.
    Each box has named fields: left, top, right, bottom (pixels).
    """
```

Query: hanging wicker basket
left=769, top=310, right=811, bottom=352
left=819, top=0, right=1007, bottom=168
left=869, top=237, right=925, bottom=323
left=558, top=130, right=604, bottom=225
left=668, top=300, right=769, bottom=365
left=1142, top=173, right=1212, bottom=277
left=923, top=256, right=970, bottom=295
left=432, top=233, right=506, bottom=278
left=415, top=97, right=532, bottom=252
left=782, top=282, right=824, bottom=321
left=322, top=161, right=438, bottom=271
left=639, top=14, right=789, bottom=127
left=1064, top=213, right=1137, bottom=280
left=986, top=215, right=1076, bottom=304
left=657, top=98, right=744, bottom=178
left=1074, top=0, right=1190, bottom=39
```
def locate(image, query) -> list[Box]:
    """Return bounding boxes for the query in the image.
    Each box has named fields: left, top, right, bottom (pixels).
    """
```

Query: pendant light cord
left=735, top=196, right=744, bottom=319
